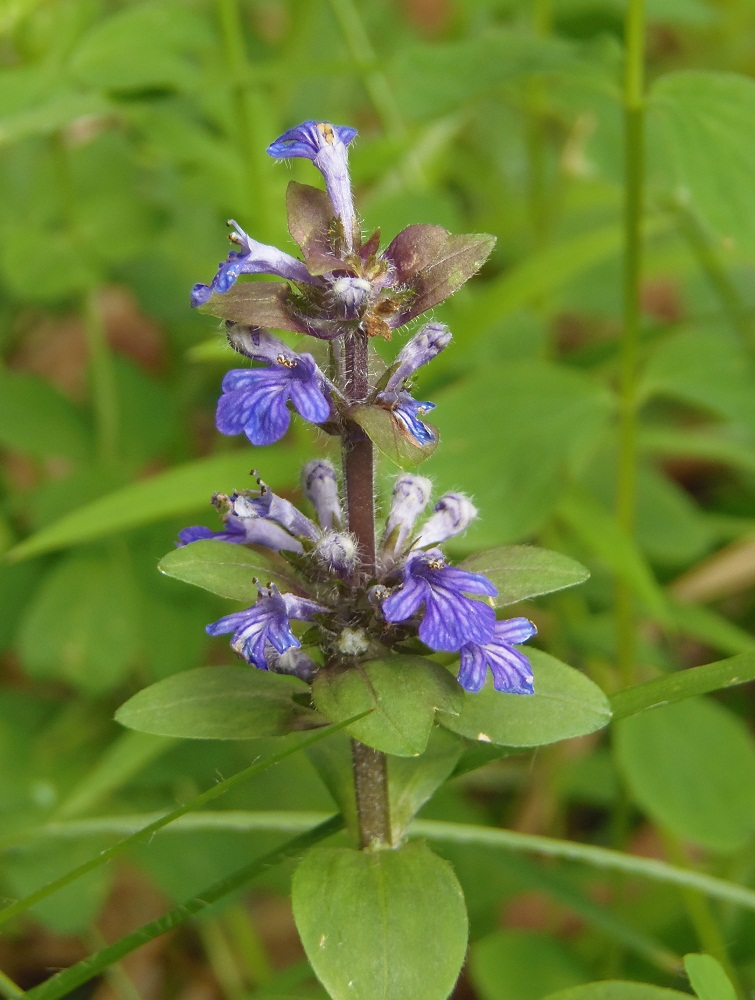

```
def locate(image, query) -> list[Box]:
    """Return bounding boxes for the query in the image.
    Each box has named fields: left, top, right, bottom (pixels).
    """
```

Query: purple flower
left=267, top=121, right=358, bottom=247
left=378, top=391, right=436, bottom=447
left=206, top=585, right=327, bottom=670
left=301, top=459, right=342, bottom=530
left=385, top=323, right=452, bottom=391
left=382, top=549, right=497, bottom=652
left=177, top=517, right=302, bottom=552
left=374, top=322, right=451, bottom=446
left=458, top=618, right=537, bottom=695
left=381, top=474, right=432, bottom=558
left=414, top=493, right=478, bottom=548
left=235, top=482, right=319, bottom=541
left=191, top=220, right=316, bottom=308
left=216, top=351, right=331, bottom=446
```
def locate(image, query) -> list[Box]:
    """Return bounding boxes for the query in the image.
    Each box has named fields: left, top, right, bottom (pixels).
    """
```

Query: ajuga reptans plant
left=115, top=119, right=602, bottom=1000
left=183, top=121, right=537, bottom=713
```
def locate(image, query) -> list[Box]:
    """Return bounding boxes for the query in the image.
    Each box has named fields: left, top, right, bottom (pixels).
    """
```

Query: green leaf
left=640, top=330, right=755, bottom=433
left=68, top=0, right=208, bottom=91
left=470, top=930, right=587, bottom=1000
left=639, top=425, right=755, bottom=475
left=671, top=600, right=755, bottom=657
left=158, top=539, right=299, bottom=602
left=427, top=362, right=613, bottom=544
left=0, top=93, right=112, bottom=147
left=650, top=71, right=755, bottom=259
left=438, top=649, right=611, bottom=747
left=610, top=653, right=755, bottom=720
left=557, top=489, right=672, bottom=624
left=16, top=551, right=140, bottom=694
left=684, top=954, right=737, bottom=1000
left=115, top=665, right=319, bottom=740
left=542, top=985, right=691, bottom=1000
left=458, top=545, right=589, bottom=607
left=6, top=450, right=305, bottom=560
left=53, top=731, right=175, bottom=822
left=312, top=656, right=462, bottom=757
left=350, top=404, right=437, bottom=469
left=615, top=697, right=755, bottom=852
left=0, top=372, right=91, bottom=460
left=392, top=30, right=582, bottom=120
left=388, top=727, right=464, bottom=841
left=461, top=218, right=669, bottom=338
left=292, top=841, right=468, bottom=1000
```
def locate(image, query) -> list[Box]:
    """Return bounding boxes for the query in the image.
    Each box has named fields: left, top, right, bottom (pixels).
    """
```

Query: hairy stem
left=342, top=329, right=376, bottom=576
left=351, top=740, right=391, bottom=849
left=341, top=329, right=391, bottom=848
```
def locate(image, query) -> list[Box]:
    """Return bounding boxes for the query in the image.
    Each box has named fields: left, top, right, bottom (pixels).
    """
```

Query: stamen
left=317, top=122, right=335, bottom=144
left=276, top=353, right=298, bottom=368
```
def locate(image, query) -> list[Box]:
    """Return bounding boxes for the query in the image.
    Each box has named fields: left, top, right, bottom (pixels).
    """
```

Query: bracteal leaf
left=115, top=665, right=319, bottom=740
left=293, top=841, right=468, bottom=1000
left=438, top=650, right=611, bottom=747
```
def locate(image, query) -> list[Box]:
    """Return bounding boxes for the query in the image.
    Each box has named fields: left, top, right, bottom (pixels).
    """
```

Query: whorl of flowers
left=183, top=120, right=535, bottom=695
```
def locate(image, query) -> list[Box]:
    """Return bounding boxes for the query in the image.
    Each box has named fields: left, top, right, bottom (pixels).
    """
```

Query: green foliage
left=615, top=697, right=755, bottom=852
left=469, top=929, right=587, bottom=1000
left=292, top=841, right=468, bottom=1000
left=542, top=986, right=691, bottom=1000
left=684, top=954, right=738, bottom=1000
left=312, top=656, right=462, bottom=756
left=159, top=538, right=299, bottom=600
left=650, top=71, right=755, bottom=259
left=458, top=544, right=590, bottom=606
left=439, top=649, right=612, bottom=747
left=116, top=665, right=318, bottom=739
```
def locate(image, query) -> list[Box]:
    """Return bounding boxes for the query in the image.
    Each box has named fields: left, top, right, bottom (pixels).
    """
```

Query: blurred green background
left=1, top=0, right=755, bottom=994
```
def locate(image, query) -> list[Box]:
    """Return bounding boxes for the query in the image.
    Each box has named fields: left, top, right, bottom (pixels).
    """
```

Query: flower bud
left=301, top=459, right=342, bottom=530
left=336, top=627, right=370, bottom=657
left=385, top=322, right=452, bottom=391
left=314, top=530, right=359, bottom=575
left=382, top=474, right=433, bottom=555
left=330, top=276, right=372, bottom=318
left=414, top=492, right=478, bottom=548
left=269, top=648, right=318, bottom=682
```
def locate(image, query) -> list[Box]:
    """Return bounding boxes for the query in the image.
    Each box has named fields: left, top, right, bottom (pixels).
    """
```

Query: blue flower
left=378, top=391, right=436, bottom=447
left=374, top=323, right=452, bottom=447
left=206, top=585, right=327, bottom=670
left=191, top=220, right=316, bottom=308
left=387, top=323, right=452, bottom=387
left=382, top=549, right=497, bottom=651
left=216, top=351, right=331, bottom=446
left=458, top=618, right=537, bottom=694
left=177, top=515, right=303, bottom=553
left=267, top=121, right=358, bottom=249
